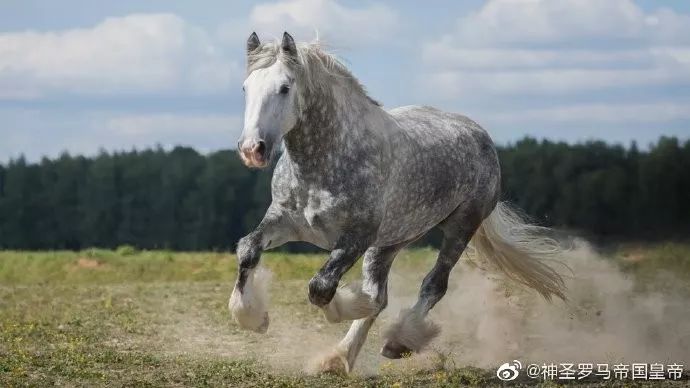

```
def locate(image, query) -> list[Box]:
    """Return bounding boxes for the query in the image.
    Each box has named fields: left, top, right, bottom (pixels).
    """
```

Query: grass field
left=1, top=243, right=689, bottom=387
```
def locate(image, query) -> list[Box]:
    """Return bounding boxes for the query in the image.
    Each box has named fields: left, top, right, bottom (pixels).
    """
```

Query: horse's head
left=238, top=32, right=300, bottom=168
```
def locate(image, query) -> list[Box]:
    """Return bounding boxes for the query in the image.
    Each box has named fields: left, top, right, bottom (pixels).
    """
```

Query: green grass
left=1, top=244, right=688, bottom=387
left=0, top=248, right=442, bottom=286
left=615, top=242, right=690, bottom=293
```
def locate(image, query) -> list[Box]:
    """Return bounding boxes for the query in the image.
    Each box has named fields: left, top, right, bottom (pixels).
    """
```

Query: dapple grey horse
left=229, top=32, right=565, bottom=373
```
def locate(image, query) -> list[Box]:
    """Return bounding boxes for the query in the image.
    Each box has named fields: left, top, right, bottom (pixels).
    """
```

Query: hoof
left=318, top=351, right=350, bottom=374
left=308, top=275, right=338, bottom=307
left=382, top=308, right=440, bottom=354
left=254, top=312, right=270, bottom=334
left=321, top=282, right=378, bottom=323
left=380, top=341, right=413, bottom=359
left=228, top=267, right=271, bottom=333
left=229, top=291, right=270, bottom=333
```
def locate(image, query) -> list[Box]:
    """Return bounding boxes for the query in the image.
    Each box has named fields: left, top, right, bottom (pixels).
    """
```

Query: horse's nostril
left=256, top=141, right=266, bottom=156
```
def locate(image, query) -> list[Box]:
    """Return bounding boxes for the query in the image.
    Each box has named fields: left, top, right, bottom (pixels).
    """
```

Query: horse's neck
left=283, top=92, right=390, bottom=169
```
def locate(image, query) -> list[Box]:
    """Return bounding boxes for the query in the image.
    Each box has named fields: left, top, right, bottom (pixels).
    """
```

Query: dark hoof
left=308, top=275, right=338, bottom=306
left=380, top=341, right=413, bottom=359
left=255, top=312, right=269, bottom=334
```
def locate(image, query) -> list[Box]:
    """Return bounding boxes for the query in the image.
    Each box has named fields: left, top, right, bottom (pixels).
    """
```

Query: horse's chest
left=284, top=188, right=343, bottom=247
left=301, top=189, right=339, bottom=229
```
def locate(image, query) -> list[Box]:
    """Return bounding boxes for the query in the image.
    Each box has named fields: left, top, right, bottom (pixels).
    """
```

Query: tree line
left=0, top=136, right=688, bottom=251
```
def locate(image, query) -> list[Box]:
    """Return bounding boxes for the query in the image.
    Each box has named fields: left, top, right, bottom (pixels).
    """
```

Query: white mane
left=247, top=40, right=380, bottom=106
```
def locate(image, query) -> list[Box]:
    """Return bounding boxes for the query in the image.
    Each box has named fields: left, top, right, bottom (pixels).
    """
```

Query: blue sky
left=1, top=0, right=689, bottom=161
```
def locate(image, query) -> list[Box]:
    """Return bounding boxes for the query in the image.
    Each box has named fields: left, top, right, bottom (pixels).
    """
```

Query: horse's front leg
left=229, top=208, right=295, bottom=333
left=308, top=231, right=376, bottom=322
left=317, top=244, right=404, bottom=373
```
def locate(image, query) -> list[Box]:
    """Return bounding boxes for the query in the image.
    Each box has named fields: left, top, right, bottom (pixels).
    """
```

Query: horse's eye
left=242, top=86, right=245, bottom=92
left=279, top=85, right=290, bottom=95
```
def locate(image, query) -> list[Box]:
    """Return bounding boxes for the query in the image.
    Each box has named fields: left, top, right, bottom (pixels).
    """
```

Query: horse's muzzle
left=239, top=138, right=268, bottom=168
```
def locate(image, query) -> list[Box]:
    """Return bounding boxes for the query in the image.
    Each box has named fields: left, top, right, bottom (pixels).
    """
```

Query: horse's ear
left=247, top=32, right=260, bottom=54
left=281, top=32, right=297, bottom=56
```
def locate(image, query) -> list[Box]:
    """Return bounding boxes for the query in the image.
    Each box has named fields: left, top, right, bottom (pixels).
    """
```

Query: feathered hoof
left=235, top=309, right=268, bottom=334
left=317, top=350, right=350, bottom=375
left=229, top=287, right=270, bottom=333
left=228, top=268, right=271, bottom=333
left=381, top=308, right=440, bottom=357
left=380, top=340, right=413, bottom=359
left=321, top=282, right=378, bottom=323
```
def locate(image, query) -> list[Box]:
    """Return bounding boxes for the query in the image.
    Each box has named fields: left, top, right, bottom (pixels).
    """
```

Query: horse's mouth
left=239, top=150, right=270, bottom=169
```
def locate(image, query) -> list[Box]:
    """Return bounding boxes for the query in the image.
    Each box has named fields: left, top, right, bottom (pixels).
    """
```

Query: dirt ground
left=1, top=243, right=689, bottom=386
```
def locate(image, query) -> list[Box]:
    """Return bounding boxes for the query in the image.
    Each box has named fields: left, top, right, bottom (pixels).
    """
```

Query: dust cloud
left=383, top=240, right=690, bottom=371
left=157, top=240, right=689, bottom=375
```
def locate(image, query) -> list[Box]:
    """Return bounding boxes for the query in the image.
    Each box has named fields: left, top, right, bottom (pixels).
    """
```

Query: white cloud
left=424, top=66, right=690, bottom=97
left=421, top=0, right=690, bottom=98
left=488, top=102, right=690, bottom=124
left=246, top=0, right=398, bottom=47
left=0, top=14, right=238, bottom=99
left=424, top=46, right=658, bottom=71
left=453, top=0, right=690, bottom=47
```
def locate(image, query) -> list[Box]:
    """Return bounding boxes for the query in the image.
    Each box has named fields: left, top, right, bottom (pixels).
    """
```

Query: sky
left=1, top=0, right=689, bottom=161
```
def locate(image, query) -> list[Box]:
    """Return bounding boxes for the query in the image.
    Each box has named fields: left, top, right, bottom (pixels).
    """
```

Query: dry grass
left=1, top=244, right=689, bottom=386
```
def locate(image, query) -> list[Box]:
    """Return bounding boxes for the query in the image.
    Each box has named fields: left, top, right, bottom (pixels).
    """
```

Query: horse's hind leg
left=381, top=208, right=481, bottom=359
left=318, top=244, right=402, bottom=373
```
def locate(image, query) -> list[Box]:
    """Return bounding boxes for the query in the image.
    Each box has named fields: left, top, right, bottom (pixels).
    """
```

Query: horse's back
left=389, top=105, right=490, bottom=146
left=374, top=105, right=500, bottom=246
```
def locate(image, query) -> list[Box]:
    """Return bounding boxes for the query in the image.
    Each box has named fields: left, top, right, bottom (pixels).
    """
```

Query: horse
left=229, top=31, right=566, bottom=373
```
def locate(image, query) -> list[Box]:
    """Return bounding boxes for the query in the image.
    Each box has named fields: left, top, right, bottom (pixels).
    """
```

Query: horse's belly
left=374, top=164, right=472, bottom=246
left=375, top=198, right=460, bottom=245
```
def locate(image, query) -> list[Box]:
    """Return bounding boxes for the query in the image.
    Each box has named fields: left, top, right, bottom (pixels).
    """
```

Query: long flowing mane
left=247, top=41, right=380, bottom=106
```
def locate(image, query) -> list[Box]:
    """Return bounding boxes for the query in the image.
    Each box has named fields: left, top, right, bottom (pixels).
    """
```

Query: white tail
left=469, top=202, right=567, bottom=301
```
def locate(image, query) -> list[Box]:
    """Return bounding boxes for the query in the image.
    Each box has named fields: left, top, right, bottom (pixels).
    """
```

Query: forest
left=0, top=136, right=688, bottom=251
